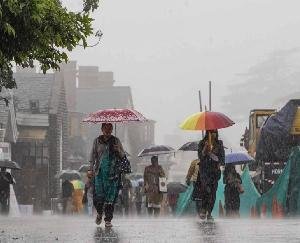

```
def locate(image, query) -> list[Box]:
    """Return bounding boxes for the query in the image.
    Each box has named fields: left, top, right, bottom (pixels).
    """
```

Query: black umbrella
left=78, top=164, right=90, bottom=173
left=178, top=141, right=229, bottom=151
left=167, top=182, right=188, bottom=194
left=0, top=160, right=21, bottom=170
left=57, top=169, right=81, bottom=180
left=138, top=145, right=175, bottom=157
left=128, top=173, right=143, bottom=180
left=178, top=141, right=198, bottom=151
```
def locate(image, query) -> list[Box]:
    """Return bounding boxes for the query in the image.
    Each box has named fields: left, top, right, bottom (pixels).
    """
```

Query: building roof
left=13, top=70, right=65, bottom=118
left=76, top=86, right=134, bottom=114
left=13, top=72, right=55, bottom=114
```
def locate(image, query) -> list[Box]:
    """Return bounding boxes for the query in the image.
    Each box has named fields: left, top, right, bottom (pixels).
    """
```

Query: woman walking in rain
left=192, top=130, right=225, bottom=221
left=88, top=123, right=126, bottom=227
left=144, top=156, right=166, bottom=216
left=223, top=164, right=243, bottom=217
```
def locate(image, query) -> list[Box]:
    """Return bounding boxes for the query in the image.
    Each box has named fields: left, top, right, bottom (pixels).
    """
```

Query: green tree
left=0, top=0, right=100, bottom=91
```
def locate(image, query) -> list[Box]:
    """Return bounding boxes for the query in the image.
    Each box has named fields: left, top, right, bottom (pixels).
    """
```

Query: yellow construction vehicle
left=241, top=105, right=300, bottom=157
left=241, top=109, right=276, bottom=158
left=240, top=100, right=300, bottom=193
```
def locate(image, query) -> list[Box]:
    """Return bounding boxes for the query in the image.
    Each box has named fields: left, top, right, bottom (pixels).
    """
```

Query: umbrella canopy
left=225, top=152, right=255, bottom=165
left=180, top=111, right=234, bottom=131
left=167, top=182, right=188, bottom=194
left=71, top=180, right=85, bottom=190
left=82, top=108, right=147, bottom=123
left=128, top=173, right=143, bottom=180
left=178, top=141, right=229, bottom=152
left=178, top=141, right=198, bottom=151
left=78, top=164, right=90, bottom=173
left=138, top=145, right=176, bottom=157
left=57, top=169, right=81, bottom=181
left=0, top=160, right=21, bottom=170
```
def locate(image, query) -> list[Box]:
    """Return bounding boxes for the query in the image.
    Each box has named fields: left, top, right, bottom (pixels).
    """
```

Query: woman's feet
left=105, top=221, right=112, bottom=228
left=198, top=209, right=206, bottom=220
left=206, top=214, right=214, bottom=222
left=95, top=214, right=102, bottom=225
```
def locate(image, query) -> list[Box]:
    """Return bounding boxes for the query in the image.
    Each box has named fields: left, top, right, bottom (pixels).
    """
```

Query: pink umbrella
left=82, top=108, right=147, bottom=123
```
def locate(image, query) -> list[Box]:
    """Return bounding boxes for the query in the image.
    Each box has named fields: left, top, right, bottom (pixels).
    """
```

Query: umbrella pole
left=208, top=131, right=212, bottom=151
left=114, top=123, right=117, bottom=137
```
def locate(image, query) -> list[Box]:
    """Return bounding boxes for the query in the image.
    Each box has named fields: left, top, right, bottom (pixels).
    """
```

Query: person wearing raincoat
left=143, top=156, right=166, bottom=216
left=88, top=123, right=125, bottom=227
left=192, top=130, right=225, bottom=221
left=223, top=164, right=243, bottom=217
left=185, top=159, right=200, bottom=186
left=71, top=181, right=84, bottom=213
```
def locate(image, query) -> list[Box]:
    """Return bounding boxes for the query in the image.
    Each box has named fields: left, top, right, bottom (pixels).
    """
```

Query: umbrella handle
left=208, top=132, right=213, bottom=152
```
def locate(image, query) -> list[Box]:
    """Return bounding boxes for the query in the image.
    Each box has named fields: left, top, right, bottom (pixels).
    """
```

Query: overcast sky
left=66, top=0, right=300, bottom=149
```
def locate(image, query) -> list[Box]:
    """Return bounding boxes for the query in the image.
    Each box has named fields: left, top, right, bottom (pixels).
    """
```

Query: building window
left=30, top=100, right=39, bottom=113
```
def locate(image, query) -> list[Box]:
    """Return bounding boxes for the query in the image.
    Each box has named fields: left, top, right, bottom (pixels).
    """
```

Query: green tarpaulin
left=256, top=146, right=300, bottom=217
left=175, top=147, right=300, bottom=218
left=175, top=167, right=260, bottom=217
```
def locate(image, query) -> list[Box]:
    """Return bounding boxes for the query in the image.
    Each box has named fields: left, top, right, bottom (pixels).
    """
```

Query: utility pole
left=198, top=90, right=204, bottom=138
left=209, top=81, right=212, bottom=111
left=198, top=90, right=203, bottom=112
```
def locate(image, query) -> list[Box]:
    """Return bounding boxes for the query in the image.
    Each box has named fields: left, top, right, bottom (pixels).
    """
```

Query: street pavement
left=1, top=215, right=300, bottom=243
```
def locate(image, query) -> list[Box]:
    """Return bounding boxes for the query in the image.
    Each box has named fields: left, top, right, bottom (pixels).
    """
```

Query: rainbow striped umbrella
left=180, top=111, right=234, bottom=131
left=71, top=180, right=85, bottom=190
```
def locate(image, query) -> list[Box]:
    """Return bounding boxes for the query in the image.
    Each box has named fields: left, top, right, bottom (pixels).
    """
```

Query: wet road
left=0, top=216, right=300, bottom=243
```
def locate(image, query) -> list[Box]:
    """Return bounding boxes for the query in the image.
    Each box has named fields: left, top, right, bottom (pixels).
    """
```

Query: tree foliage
left=0, top=0, right=100, bottom=91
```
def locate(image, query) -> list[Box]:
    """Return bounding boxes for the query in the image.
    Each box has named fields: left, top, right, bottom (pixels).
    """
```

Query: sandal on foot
left=95, top=214, right=102, bottom=225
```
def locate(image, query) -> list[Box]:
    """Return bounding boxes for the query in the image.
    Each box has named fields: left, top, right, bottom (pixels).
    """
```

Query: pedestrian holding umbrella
left=167, top=182, right=187, bottom=215
left=0, top=166, right=17, bottom=215
left=82, top=108, right=147, bottom=227
left=179, top=110, right=234, bottom=221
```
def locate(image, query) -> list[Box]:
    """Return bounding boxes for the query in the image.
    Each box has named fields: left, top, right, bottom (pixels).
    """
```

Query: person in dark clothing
left=144, top=156, right=166, bottom=217
left=62, top=180, right=74, bottom=214
left=120, top=175, right=132, bottom=216
left=223, top=164, right=243, bottom=217
left=0, top=168, right=15, bottom=215
left=134, top=180, right=144, bottom=215
left=167, top=192, right=179, bottom=215
left=192, top=130, right=225, bottom=221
